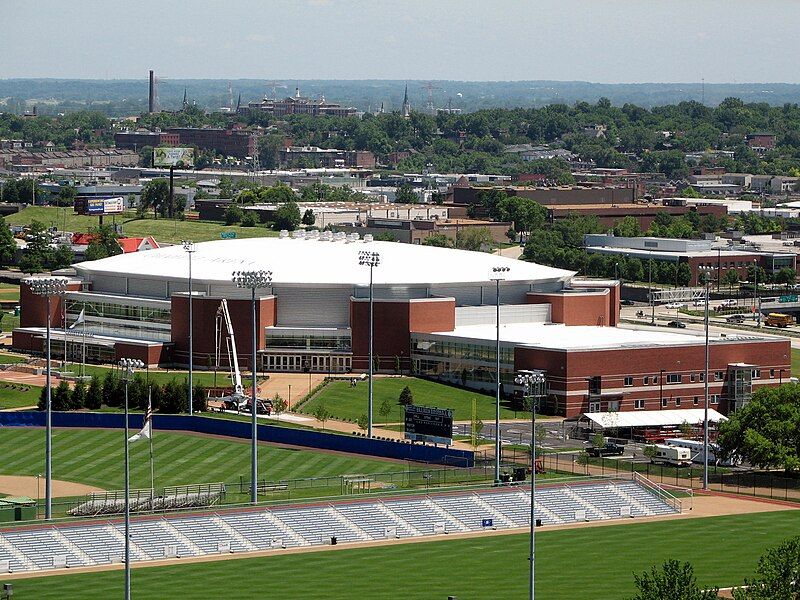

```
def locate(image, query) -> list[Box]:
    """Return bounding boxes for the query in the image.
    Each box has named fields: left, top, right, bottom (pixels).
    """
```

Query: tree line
left=37, top=371, right=207, bottom=414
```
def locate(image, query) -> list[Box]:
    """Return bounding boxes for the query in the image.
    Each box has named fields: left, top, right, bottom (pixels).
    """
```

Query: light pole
left=27, top=276, right=68, bottom=520
left=182, top=240, right=196, bottom=415
left=515, top=369, right=547, bottom=600
left=648, top=257, right=655, bottom=325
left=232, top=269, right=273, bottom=504
left=753, top=259, right=761, bottom=328
left=119, top=357, right=144, bottom=600
left=698, top=266, right=713, bottom=490
left=358, top=250, right=381, bottom=438
left=490, top=265, right=510, bottom=482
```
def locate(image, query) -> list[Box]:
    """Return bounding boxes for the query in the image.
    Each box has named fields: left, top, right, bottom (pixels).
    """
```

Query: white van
left=647, top=444, right=692, bottom=467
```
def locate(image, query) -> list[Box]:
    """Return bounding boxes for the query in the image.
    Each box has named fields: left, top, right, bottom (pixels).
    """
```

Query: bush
left=103, top=371, right=122, bottom=407
left=398, top=385, right=414, bottom=406
left=192, top=383, right=207, bottom=413
left=85, top=376, right=102, bottom=410
left=240, top=212, right=258, bottom=227
left=52, top=380, right=71, bottom=411
left=224, top=203, right=243, bottom=225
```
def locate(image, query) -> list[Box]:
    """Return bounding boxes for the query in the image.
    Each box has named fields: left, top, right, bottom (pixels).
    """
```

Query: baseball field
left=2, top=510, right=797, bottom=599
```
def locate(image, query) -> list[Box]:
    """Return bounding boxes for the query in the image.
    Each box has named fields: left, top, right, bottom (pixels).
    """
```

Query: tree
left=19, top=220, right=52, bottom=274
left=774, top=267, right=797, bottom=286
left=56, top=185, right=77, bottom=207
left=0, top=217, right=15, bottom=265
left=273, top=201, right=302, bottom=231
left=70, top=378, right=87, bottom=410
left=379, top=397, right=393, bottom=424
left=312, top=402, right=330, bottom=428
left=102, top=370, right=122, bottom=408
left=497, top=197, right=546, bottom=237
left=629, top=560, right=718, bottom=600
left=395, top=183, right=418, bottom=204
left=455, top=227, right=495, bottom=252
left=301, top=208, right=315, bottom=226
left=356, top=413, right=369, bottom=431
left=192, top=383, right=207, bottom=413
left=240, top=211, right=258, bottom=227
left=52, top=380, right=71, bottom=411
left=37, top=385, right=47, bottom=411
left=718, top=385, right=800, bottom=471
left=272, top=393, right=287, bottom=420
left=140, top=179, right=170, bottom=219
left=722, top=268, right=740, bottom=292
left=85, top=375, right=102, bottom=410
left=85, top=225, right=121, bottom=262
left=613, top=216, right=642, bottom=238
left=398, top=385, right=414, bottom=406
left=224, top=203, right=243, bottom=225
left=732, top=536, right=800, bottom=599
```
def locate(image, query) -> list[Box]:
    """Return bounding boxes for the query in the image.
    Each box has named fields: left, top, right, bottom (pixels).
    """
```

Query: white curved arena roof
left=74, top=237, right=574, bottom=287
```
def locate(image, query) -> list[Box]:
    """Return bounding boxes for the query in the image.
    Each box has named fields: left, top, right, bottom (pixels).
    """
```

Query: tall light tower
left=119, top=357, right=144, bottom=600
left=698, top=266, right=714, bottom=490
left=182, top=241, right=196, bottom=415
left=232, top=269, right=273, bottom=504
left=28, top=276, right=68, bottom=520
left=358, top=250, right=381, bottom=438
left=490, top=265, right=510, bottom=482
left=515, top=369, right=547, bottom=600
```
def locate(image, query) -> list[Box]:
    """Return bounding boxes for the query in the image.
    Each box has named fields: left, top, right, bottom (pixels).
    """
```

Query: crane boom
left=217, top=299, right=244, bottom=398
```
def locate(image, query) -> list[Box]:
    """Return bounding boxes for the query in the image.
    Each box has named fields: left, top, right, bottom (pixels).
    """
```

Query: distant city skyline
left=3, top=0, right=800, bottom=83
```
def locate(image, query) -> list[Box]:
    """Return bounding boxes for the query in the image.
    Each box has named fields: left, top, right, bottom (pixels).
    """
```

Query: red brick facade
left=527, top=288, right=615, bottom=327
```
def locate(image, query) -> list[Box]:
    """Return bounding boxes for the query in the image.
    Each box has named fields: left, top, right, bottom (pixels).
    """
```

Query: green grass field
left=0, top=380, right=41, bottom=409
left=4, top=511, right=796, bottom=599
left=0, top=428, right=407, bottom=492
left=5, top=206, right=278, bottom=245
left=792, top=348, right=800, bottom=376
left=300, top=377, right=517, bottom=423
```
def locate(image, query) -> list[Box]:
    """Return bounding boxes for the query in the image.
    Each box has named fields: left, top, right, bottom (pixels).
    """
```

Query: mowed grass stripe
left=0, top=429, right=407, bottom=491
left=4, top=511, right=797, bottom=599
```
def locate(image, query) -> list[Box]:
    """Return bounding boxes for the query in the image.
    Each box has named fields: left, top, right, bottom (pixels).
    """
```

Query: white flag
left=69, top=309, right=85, bottom=330
left=129, top=394, right=153, bottom=443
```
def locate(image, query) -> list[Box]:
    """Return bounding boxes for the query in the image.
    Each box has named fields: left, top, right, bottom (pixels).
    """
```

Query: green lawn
left=0, top=428, right=407, bottom=492
left=0, top=311, right=19, bottom=332
left=4, top=511, right=796, bottom=599
left=0, top=381, right=41, bottom=409
left=792, top=348, right=800, bottom=376
left=5, top=206, right=278, bottom=245
left=74, top=363, right=239, bottom=388
left=0, top=282, right=20, bottom=302
left=299, top=377, right=517, bottom=423
left=0, top=352, right=26, bottom=365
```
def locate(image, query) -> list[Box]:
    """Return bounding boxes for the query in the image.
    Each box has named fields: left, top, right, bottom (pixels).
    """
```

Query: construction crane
left=421, top=81, right=442, bottom=114
left=214, top=299, right=246, bottom=408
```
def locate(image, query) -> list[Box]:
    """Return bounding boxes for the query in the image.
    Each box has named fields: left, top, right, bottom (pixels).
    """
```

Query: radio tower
left=421, top=81, right=441, bottom=114
left=265, top=80, right=286, bottom=100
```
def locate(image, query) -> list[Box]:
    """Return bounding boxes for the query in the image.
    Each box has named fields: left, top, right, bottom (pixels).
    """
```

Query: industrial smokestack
left=149, top=70, right=155, bottom=113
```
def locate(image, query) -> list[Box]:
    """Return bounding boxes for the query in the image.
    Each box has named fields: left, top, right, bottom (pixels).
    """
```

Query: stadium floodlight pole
left=699, top=266, right=713, bottom=490
left=232, top=269, right=273, bottom=504
left=358, top=250, right=381, bottom=438
left=119, top=357, right=144, bottom=600
left=515, top=369, right=547, bottom=600
left=490, top=265, right=510, bottom=483
left=648, top=256, right=655, bottom=325
left=182, top=240, right=196, bottom=416
left=27, top=276, right=68, bottom=520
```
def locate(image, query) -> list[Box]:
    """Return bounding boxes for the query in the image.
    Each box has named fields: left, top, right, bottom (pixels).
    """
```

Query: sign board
left=404, top=405, right=453, bottom=446
left=220, top=231, right=237, bottom=239
left=779, top=295, right=798, bottom=303
left=78, top=196, right=125, bottom=216
left=153, top=147, right=195, bottom=168
left=481, top=518, right=493, bottom=528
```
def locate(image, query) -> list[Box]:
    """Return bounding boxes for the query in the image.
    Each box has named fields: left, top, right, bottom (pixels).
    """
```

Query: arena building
left=13, top=232, right=790, bottom=417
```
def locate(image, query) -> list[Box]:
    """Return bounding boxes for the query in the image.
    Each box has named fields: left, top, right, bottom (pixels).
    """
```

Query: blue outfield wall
left=0, top=412, right=474, bottom=467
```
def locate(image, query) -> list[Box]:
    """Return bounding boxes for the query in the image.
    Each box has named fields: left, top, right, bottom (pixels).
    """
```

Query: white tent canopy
left=581, top=409, right=727, bottom=429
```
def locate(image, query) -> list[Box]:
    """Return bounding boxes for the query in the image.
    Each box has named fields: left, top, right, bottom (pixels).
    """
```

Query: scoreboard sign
left=76, top=197, right=125, bottom=216
left=404, top=405, right=453, bottom=445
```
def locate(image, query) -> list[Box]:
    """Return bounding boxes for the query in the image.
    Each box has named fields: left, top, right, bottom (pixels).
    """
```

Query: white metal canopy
left=581, top=409, right=727, bottom=429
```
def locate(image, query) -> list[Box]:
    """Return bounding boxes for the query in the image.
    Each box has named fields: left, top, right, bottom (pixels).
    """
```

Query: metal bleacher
left=0, top=478, right=680, bottom=574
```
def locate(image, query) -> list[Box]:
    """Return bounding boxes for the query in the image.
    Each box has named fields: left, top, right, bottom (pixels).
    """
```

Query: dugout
left=0, top=497, right=36, bottom=522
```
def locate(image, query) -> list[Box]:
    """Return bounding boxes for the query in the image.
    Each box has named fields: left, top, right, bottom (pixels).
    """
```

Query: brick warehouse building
left=13, top=235, right=789, bottom=418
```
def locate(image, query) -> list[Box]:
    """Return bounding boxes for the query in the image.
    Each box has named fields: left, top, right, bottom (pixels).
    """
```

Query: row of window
left=630, top=395, right=721, bottom=410
left=66, top=300, right=171, bottom=325
left=413, top=339, right=515, bottom=365
left=264, top=333, right=351, bottom=351
left=621, top=369, right=769, bottom=388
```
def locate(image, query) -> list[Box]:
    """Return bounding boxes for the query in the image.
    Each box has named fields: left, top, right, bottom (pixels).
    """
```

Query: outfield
left=300, top=377, right=518, bottom=423
left=4, top=206, right=278, bottom=244
left=0, top=428, right=408, bottom=492
left=3, top=511, right=797, bottom=599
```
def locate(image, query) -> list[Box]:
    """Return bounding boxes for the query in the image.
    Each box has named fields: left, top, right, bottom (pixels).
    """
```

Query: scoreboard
left=404, top=405, right=453, bottom=445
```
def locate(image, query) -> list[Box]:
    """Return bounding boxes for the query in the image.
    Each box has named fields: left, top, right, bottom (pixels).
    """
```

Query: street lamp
left=357, top=250, right=381, bottom=438
left=698, top=266, right=713, bottom=490
left=232, top=269, right=273, bottom=504
left=27, top=276, right=68, bottom=520
left=515, top=369, right=547, bottom=600
left=119, top=357, right=144, bottom=600
left=490, top=265, right=510, bottom=483
left=182, top=240, right=196, bottom=416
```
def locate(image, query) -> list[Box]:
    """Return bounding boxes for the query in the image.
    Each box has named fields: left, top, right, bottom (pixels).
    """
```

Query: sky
left=2, top=0, right=800, bottom=82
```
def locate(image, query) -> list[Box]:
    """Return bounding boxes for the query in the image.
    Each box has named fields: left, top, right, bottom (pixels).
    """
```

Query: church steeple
left=182, top=88, right=188, bottom=109
left=402, top=83, right=411, bottom=118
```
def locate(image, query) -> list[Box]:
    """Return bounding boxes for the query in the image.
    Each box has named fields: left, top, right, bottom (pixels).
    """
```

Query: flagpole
left=148, top=387, right=155, bottom=511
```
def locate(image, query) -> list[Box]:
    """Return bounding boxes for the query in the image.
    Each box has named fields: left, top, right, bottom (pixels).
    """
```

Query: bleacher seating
left=0, top=479, right=679, bottom=573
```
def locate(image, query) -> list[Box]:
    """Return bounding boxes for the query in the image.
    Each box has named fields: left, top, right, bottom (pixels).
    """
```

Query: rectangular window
left=711, top=395, right=719, bottom=405
left=666, top=373, right=681, bottom=384
left=653, top=376, right=659, bottom=385
left=693, top=396, right=699, bottom=406
left=770, top=369, right=775, bottom=379
left=699, top=372, right=705, bottom=382
left=690, top=373, right=696, bottom=383
left=752, top=369, right=761, bottom=379
left=715, top=371, right=724, bottom=381
left=624, top=376, right=633, bottom=387
left=661, top=398, right=667, bottom=407
left=643, top=376, right=650, bottom=385
left=634, top=399, right=645, bottom=410
left=675, top=397, right=681, bottom=407
left=589, top=401, right=601, bottom=412
left=588, top=376, right=602, bottom=395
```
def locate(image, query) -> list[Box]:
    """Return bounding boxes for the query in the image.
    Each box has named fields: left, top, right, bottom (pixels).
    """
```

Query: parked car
left=667, top=320, right=686, bottom=328
left=620, top=299, right=635, bottom=306
left=587, top=442, right=625, bottom=457
left=664, top=302, right=684, bottom=309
